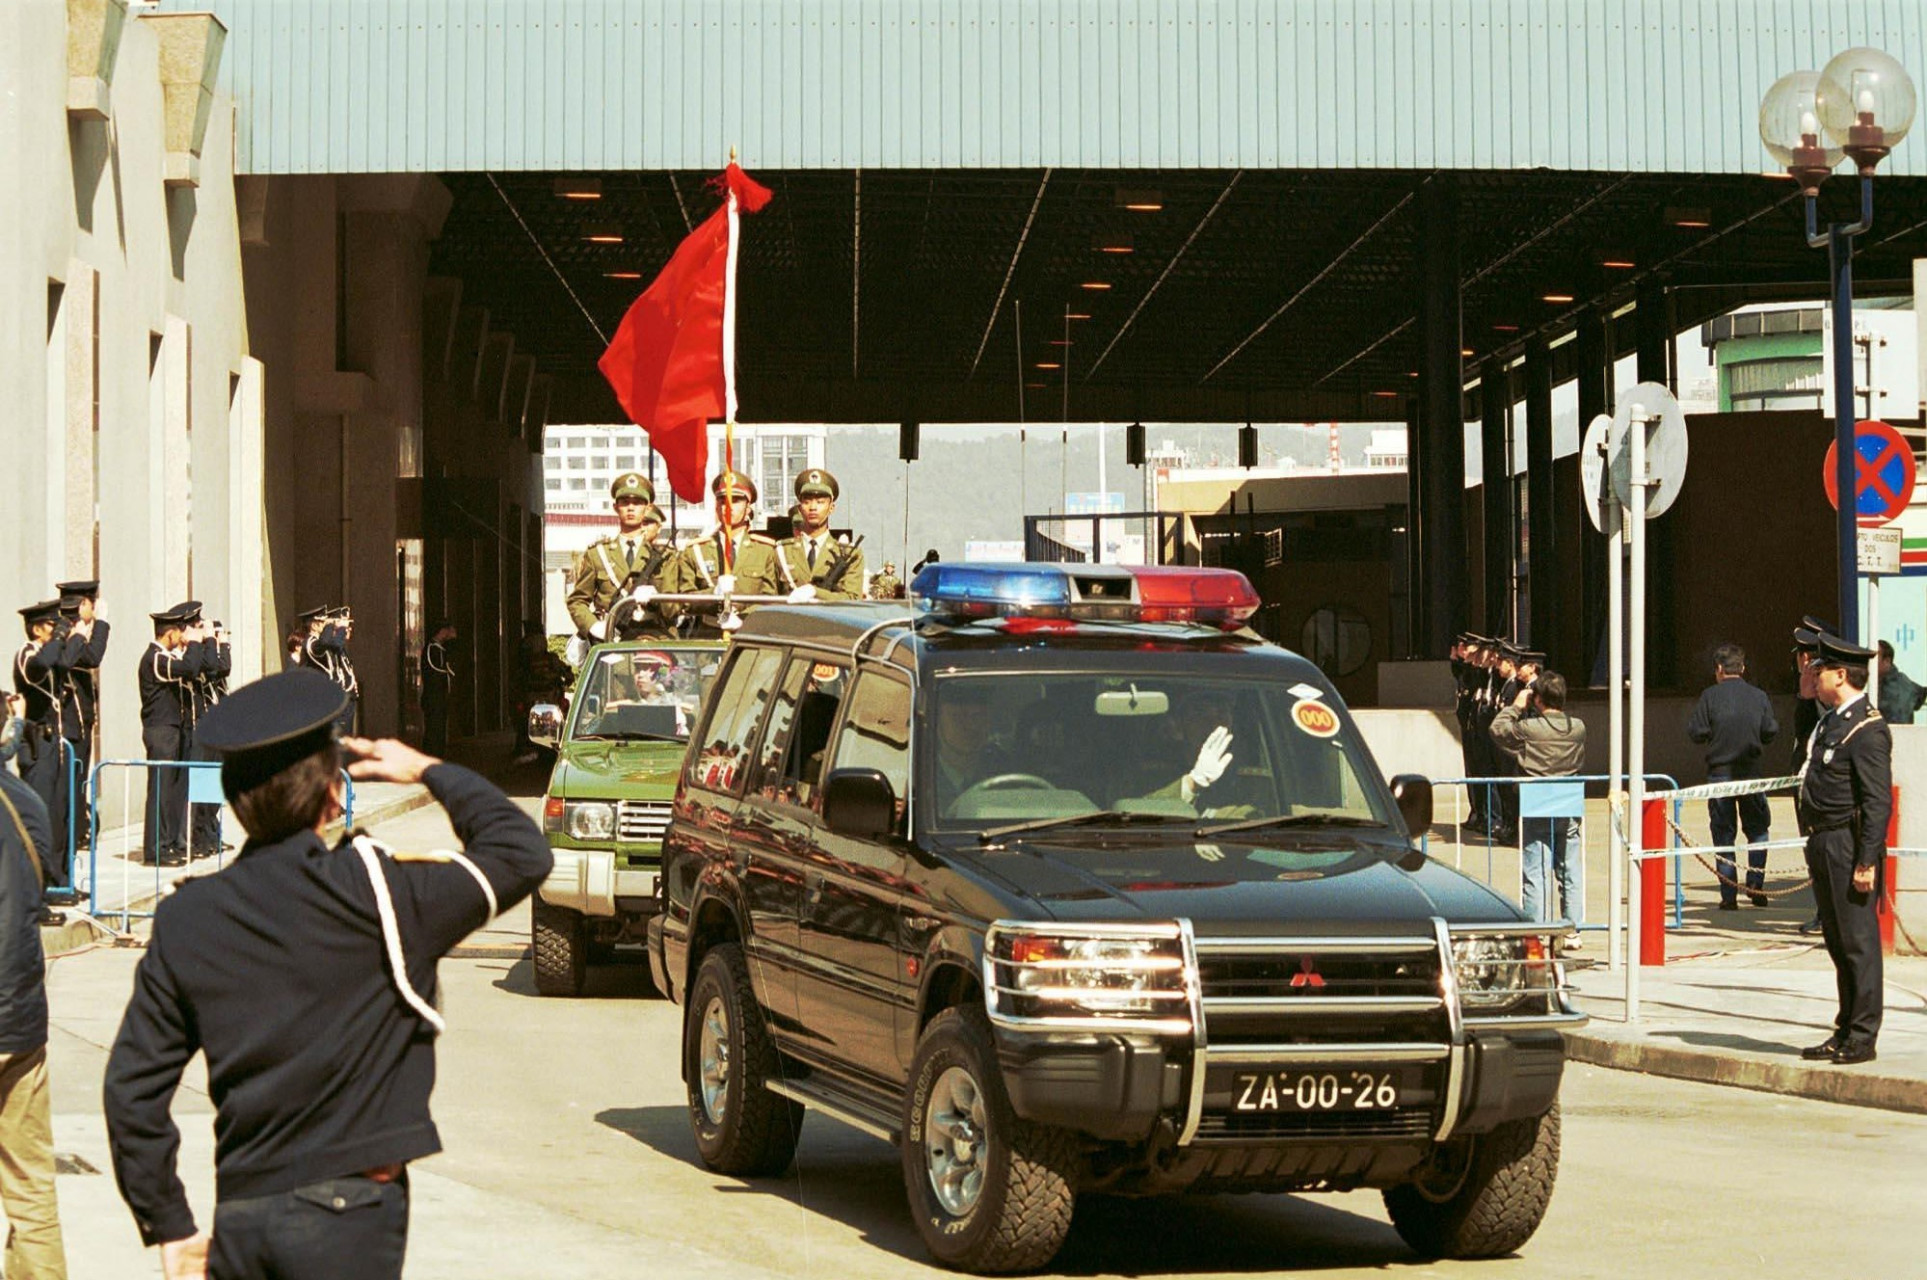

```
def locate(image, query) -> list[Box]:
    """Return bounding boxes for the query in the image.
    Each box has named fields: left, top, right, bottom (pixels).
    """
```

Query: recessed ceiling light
left=1093, top=232, right=1135, bottom=254
left=1601, top=259, right=1636, bottom=269
left=604, top=270, right=642, bottom=280
left=1371, top=390, right=1401, bottom=398
left=1493, top=323, right=1520, bottom=332
left=1065, top=312, right=1092, bottom=320
left=1666, top=205, right=1712, bottom=228
left=582, top=223, right=624, bottom=244
left=1049, top=339, right=1074, bottom=346
left=1461, top=348, right=1476, bottom=357
left=1115, top=187, right=1163, bottom=211
left=1542, top=293, right=1575, bottom=304
left=1035, top=361, right=1062, bottom=370
left=554, top=177, right=603, bottom=200
left=1080, top=281, right=1113, bottom=291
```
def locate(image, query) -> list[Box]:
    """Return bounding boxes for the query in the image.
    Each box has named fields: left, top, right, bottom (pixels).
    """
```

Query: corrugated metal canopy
left=171, top=0, right=1927, bottom=177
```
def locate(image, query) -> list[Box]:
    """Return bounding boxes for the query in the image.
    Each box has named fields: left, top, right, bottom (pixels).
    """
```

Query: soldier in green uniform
left=870, top=561, right=903, bottom=600
left=567, top=473, right=674, bottom=655
left=663, top=469, right=782, bottom=634
left=773, top=467, right=866, bottom=601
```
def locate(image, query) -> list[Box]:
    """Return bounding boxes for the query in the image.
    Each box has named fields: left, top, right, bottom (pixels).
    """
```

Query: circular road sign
left=1822, top=419, right=1916, bottom=526
left=1609, top=382, right=1689, bottom=518
left=1579, top=413, right=1619, bottom=533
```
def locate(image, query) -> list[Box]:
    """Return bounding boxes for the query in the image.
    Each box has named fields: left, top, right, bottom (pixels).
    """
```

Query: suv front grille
left=1195, top=935, right=1449, bottom=1047
left=616, top=800, right=672, bottom=844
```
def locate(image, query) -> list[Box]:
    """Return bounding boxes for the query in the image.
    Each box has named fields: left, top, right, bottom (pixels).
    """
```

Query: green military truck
left=527, top=640, right=725, bottom=995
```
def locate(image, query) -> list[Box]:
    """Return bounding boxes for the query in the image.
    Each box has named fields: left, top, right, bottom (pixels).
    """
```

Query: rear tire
left=683, top=943, right=800, bottom=1176
left=531, top=896, right=587, bottom=997
left=1384, top=1104, right=1561, bottom=1259
left=901, top=1007, right=1079, bottom=1273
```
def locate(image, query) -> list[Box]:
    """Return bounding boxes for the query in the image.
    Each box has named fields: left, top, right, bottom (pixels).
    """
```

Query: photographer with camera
left=177, top=605, right=232, bottom=861
left=1489, top=668, right=1587, bottom=938
left=138, top=606, right=207, bottom=868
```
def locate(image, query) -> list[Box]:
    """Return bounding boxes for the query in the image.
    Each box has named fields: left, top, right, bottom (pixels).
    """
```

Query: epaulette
left=747, top=533, right=778, bottom=546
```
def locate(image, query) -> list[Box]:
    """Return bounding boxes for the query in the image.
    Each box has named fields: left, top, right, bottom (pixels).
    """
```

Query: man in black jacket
left=137, top=608, right=204, bottom=868
left=13, top=601, right=81, bottom=892
left=1686, top=643, right=1780, bottom=910
left=56, top=580, right=107, bottom=861
left=103, top=668, right=551, bottom=1278
left=0, top=762, right=68, bottom=1277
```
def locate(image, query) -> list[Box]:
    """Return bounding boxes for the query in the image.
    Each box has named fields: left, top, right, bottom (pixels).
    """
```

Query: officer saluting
left=663, top=469, right=781, bottom=634
left=57, top=580, right=108, bottom=854
left=870, top=561, right=903, bottom=600
left=14, top=599, right=81, bottom=888
left=774, top=468, right=866, bottom=601
left=104, top=668, right=551, bottom=1279
left=1796, top=632, right=1893, bottom=1066
left=567, top=472, right=674, bottom=652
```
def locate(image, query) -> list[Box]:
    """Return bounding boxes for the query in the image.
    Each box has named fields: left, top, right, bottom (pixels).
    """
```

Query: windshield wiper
left=980, top=811, right=1190, bottom=843
left=1195, top=813, right=1386, bottom=838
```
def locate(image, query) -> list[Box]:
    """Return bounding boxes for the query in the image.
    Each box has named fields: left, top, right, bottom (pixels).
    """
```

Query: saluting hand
left=161, top=1232, right=210, bottom=1279
left=341, top=737, right=440, bottom=785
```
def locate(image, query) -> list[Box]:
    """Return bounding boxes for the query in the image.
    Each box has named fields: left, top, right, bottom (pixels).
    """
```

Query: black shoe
left=1799, top=917, right=1824, bottom=936
left=1801, top=1037, right=1841, bottom=1060
left=36, top=908, right=65, bottom=927
left=1832, top=1041, right=1878, bottom=1065
left=159, top=847, right=189, bottom=868
left=1717, top=900, right=1739, bottom=912
left=1748, top=892, right=1769, bottom=908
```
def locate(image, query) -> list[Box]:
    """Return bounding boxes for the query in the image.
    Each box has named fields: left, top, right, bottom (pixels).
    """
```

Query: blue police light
left=909, top=563, right=1075, bottom=617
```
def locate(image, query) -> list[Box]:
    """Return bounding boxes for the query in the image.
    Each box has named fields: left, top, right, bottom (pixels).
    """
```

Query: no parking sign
left=1824, top=420, right=1917, bottom=525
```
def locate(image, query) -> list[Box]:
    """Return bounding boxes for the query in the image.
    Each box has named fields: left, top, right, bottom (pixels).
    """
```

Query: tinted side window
left=686, top=646, right=784, bottom=795
left=751, top=657, right=849, bottom=810
left=830, top=673, right=911, bottom=833
left=747, top=660, right=809, bottom=804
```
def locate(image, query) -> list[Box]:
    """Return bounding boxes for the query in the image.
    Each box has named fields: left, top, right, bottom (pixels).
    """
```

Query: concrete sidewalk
left=1564, top=945, right=1927, bottom=1113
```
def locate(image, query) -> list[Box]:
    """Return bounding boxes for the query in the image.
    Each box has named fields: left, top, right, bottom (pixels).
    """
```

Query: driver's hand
left=715, top=574, right=737, bottom=597
left=1182, top=726, right=1234, bottom=802
left=787, top=584, right=819, bottom=603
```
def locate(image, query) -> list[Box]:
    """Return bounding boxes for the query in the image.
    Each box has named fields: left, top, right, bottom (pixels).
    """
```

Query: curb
left=449, top=943, right=531, bottom=960
left=1565, top=1030, right=1927, bottom=1115
left=39, top=916, right=114, bottom=958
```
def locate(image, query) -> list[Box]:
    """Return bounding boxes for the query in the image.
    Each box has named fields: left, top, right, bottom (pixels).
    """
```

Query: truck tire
left=531, top=896, right=587, bottom=997
left=901, top=1006, right=1079, bottom=1273
left=1384, top=1103, right=1561, bottom=1260
left=683, top=943, right=800, bottom=1176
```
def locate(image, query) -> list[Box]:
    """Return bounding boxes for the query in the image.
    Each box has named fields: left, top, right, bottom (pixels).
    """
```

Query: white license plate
left=1232, top=1068, right=1406, bottom=1112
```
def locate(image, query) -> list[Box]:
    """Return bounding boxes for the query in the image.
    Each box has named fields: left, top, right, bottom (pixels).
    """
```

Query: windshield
left=927, top=672, right=1392, bottom=832
left=570, top=646, right=721, bottom=743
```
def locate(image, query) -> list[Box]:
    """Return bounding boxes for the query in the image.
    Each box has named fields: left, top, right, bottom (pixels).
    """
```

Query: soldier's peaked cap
left=174, top=600, right=203, bottom=622
left=795, top=467, right=839, bottom=500
left=196, top=668, right=349, bottom=798
left=1515, top=648, right=1547, bottom=664
left=295, top=606, right=328, bottom=625
left=19, top=600, right=62, bottom=626
left=55, top=579, right=99, bottom=600
left=610, top=472, right=654, bottom=503
left=1792, top=626, right=1824, bottom=654
left=1813, top=632, right=1876, bottom=669
left=711, top=469, right=758, bottom=503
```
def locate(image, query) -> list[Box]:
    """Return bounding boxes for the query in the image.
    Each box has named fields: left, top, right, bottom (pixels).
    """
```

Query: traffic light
left=899, top=420, right=920, bottom=462
left=1238, top=423, right=1258, bottom=469
left=1126, top=421, right=1146, bottom=466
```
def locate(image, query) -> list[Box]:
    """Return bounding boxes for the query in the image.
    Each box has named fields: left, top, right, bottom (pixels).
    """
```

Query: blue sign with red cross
left=1824, top=420, right=1917, bottom=526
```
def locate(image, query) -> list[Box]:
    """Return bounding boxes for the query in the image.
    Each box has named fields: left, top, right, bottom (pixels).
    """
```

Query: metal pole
left=1607, top=497, right=1625, bottom=973
left=1830, top=222, right=1861, bottom=639
left=1626, top=406, right=1651, bottom=1021
left=1869, top=575, right=1882, bottom=709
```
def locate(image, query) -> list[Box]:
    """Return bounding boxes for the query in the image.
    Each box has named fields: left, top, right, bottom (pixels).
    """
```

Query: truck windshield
left=927, top=672, right=1391, bottom=832
left=571, top=647, right=719, bottom=742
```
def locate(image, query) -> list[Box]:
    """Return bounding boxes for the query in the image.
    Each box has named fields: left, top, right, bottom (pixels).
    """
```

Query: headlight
left=1451, top=934, right=1556, bottom=1011
left=985, top=925, right=1191, bottom=1028
left=566, top=802, right=617, bottom=841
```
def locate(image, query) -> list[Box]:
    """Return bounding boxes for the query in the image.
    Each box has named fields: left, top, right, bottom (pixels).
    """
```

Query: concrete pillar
left=1480, top=359, right=1512, bottom=637
left=1526, top=338, right=1555, bottom=652
left=1418, top=177, right=1466, bottom=655
left=1577, top=309, right=1611, bottom=683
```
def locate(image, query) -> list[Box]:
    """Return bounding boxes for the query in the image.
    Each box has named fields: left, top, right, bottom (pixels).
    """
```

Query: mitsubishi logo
left=1289, top=956, right=1326, bottom=989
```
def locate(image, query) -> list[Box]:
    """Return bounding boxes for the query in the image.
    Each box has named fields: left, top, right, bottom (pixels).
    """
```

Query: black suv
left=650, top=567, right=1584, bottom=1273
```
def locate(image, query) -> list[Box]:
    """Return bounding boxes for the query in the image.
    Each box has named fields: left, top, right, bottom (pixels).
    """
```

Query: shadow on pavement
left=594, top=1106, right=1440, bottom=1275
left=1659, top=1029, right=1806, bottom=1056
left=489, top=957, right=661, bottom=1000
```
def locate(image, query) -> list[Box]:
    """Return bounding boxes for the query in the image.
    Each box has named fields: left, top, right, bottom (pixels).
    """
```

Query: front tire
left=531, top=896, right=587, bottom=997
left=901, top=1007, right=1079, bottom=1273
left=683, top=943, right=800, bottom=1176
left=1384, top=1104, right=1561, bottom=1259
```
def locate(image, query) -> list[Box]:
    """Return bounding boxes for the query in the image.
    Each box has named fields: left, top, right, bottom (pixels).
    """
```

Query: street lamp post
left=1761, top=49, right=1916, bottom=642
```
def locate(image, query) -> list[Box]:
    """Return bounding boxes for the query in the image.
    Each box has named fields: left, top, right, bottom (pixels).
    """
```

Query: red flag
left=597, top=164, right=773, bottom=502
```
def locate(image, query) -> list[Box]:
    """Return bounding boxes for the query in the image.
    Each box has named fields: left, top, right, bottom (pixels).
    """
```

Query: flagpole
left=722, top=148, right=741, bottom=570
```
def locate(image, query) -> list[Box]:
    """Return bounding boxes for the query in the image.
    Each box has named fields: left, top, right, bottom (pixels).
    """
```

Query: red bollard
left=1640, top=798, right=1667, bottom=967
left=1881, top=785, right=1900, bottom=956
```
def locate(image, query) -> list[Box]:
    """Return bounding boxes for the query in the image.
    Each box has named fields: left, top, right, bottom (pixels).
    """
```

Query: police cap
left=795, top=468, right=839, bottom=501
left=56, top=579, right=99, bottom=607
left=1792, top=626, right=1823, bottom=655
left=1813, top=632, right=1876, bottom=670
left=1515, top=648, right=1547, bottom=665
left=1801, top=614, right=1836, bottom=636
left=295, top=606, right=329, bottom=626
left=195, top=668, right=349, bottom=798
left=712, top=469, right=759, bottom=504
left=611, top=472, right=655, bottom=503
left=174, top=600, right=204, bottom=624
left=18, top=600, right=62, bottom=627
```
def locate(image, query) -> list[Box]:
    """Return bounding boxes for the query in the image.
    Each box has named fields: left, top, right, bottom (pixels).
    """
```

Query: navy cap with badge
left=18, top=600, right=63, bottom=629
left=57, top=580, right=99, bottom=613
left=1793, top=626, right=1823, bottom=655
left=195, top=668, right=350, bottom=799
left=1813, top=632, right=1877, bottom=671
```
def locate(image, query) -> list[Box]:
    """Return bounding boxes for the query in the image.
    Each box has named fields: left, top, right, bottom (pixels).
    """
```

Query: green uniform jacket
left=869, top=573, right=903, bottom=600
left=566, top=535, right=673, bottom=635
left=661, top=530, right=782, bottom=629
left=771, top=533, right=866, bottom=600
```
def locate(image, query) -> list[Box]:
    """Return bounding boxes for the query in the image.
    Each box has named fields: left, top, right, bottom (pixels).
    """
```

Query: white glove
left=627, top=585, right=658, bottom=606
left=715, top=574, right=737, bottom=597
left=787, top=584, right=819, bottom=603
left=719, top=609, right=744, bottom=633
left=589, top=618, right=609, bottom=640
left=1181, top=726, right=1233, bottom=803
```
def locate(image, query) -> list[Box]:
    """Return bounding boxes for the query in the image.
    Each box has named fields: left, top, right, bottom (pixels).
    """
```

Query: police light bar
left=909, top=563, right=1259, bottom=629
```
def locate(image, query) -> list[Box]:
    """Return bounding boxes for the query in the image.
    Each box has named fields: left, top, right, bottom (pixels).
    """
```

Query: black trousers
left=65, top=731, right=92, bottom=846
left=422, top=694, right=448, bottom=756
left=141, top=725, right=186, bottom=860
left=210, top=1174, right=408, bottom=1280
left=16, top=725, right=69, bottom=888
left=1804, top=828, right=1883, bottom=1045
left=1707, top=769, right=1770, bottom=905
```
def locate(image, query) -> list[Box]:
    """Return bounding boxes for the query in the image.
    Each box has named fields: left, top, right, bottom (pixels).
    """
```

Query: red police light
left=1127, top=567, right=1261, bottom=628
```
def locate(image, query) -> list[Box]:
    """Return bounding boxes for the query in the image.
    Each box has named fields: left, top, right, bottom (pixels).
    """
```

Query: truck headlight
left=566, top=802, right=616, bottom=841
left=1451, top=934, right=1556, bottom=1011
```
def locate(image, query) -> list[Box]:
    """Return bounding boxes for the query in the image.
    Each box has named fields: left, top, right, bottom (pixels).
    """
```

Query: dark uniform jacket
left=1685, top=678, right=1779, bottom=775
left=14, top=634, right=80, bottom=734
left=0, top=770, right=51, bottom=1055
left=138, top=643, right=205, bottom=732
left=190, top=639, right=231, bottom=727
left=62, top=619, right=109, bottom=742
left=421, top=640, right=453, bottom=706
left=103, top=764, right=552, bottom=1246
left=1797, top=694, right=1893, bottom=868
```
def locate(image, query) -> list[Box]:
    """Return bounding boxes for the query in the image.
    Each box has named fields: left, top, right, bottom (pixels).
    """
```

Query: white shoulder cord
left=351, top=835, right=502, bottom=1034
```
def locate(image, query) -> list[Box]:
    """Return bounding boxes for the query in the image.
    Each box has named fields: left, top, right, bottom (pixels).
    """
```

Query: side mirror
left=1390, top=774, right=1433, bottom=837
left=822, top=767, right=897, bottom=839
left=528, top=703, right=564, bottom=750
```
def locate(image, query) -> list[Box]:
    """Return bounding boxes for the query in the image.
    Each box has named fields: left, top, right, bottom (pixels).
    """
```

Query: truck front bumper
left=538, top=847, right=661, bottom=918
